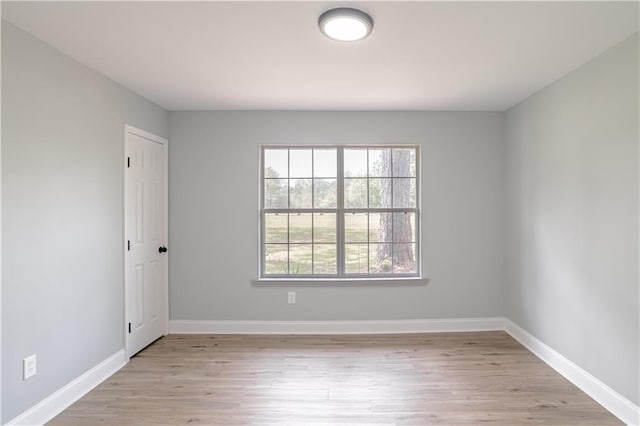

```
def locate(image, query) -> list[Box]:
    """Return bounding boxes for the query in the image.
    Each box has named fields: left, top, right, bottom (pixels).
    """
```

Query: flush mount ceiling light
left=318, top=8, right=374, bottom=42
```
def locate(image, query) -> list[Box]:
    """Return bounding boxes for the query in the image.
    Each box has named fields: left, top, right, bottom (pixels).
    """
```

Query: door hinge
left=127, top=157, right=130, bottom=168
left=127, top=240, right=130, bottom=251
left=128, top=323, right=132, bottom=334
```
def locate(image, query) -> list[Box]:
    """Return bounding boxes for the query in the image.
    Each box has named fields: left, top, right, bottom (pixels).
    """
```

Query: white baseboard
left=169, top=317, right=506, bottom=335
left=7, top=349, right=127, bottom=426
left=504, top=319, right=640, bottom=426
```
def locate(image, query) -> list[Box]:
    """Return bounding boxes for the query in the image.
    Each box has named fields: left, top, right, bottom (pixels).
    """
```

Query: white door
left=125, top=125, right=168, bottom=357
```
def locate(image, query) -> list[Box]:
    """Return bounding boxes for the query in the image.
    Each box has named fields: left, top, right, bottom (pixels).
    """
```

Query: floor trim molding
left=504, top=319, right=639, bottom=426
left=169, top=317, right=506, bottom=335
left=6, top=349, right=127, bottom=426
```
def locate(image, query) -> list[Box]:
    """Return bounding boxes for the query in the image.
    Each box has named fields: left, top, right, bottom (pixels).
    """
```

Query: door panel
left=150, top=183, right=159, bottom=242
left=135, top=182, right=144, bottom=243
left=149, top=259, right=159, bottom=322
left=125, top=127, right=167, bottom=357
left=135, top=264, right=145, bottom=329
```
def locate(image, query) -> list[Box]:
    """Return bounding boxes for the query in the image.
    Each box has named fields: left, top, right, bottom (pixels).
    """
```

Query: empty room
left=1, top=1, right=639, bottom=425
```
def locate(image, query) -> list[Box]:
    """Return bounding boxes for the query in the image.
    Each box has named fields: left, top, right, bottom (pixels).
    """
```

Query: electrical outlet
left=288, top=291, right=296, bottom=304
left=23, top=355, right=36, bottom=380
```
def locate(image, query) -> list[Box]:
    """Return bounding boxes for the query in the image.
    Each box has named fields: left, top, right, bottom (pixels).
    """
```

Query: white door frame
left=123, top=124, right=169, bottom=358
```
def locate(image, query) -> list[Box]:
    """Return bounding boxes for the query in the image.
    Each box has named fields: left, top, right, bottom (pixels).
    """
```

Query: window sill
left=252, top=277, right=430, bottom=287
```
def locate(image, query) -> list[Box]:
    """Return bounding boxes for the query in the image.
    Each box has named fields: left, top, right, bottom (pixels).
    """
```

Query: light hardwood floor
left=49, top=332, right=620, bottom=425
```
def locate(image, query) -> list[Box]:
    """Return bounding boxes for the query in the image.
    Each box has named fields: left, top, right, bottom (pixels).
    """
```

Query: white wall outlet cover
left=23, top=354, right=37, bottom=380
left=288, top=292, right=296, bottom=304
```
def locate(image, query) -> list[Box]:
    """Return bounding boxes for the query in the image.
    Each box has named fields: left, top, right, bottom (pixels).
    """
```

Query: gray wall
left=169, top=111, right=505, bottom=321
left=1, top=22, right=168, bottom=422
left=505, top=33, right=639, bottom=404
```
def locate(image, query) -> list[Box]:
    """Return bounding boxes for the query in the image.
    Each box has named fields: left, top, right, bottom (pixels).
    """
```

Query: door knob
left=158, top=246, right=168, bottom=253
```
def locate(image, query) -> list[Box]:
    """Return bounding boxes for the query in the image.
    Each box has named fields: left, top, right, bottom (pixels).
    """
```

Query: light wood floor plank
left=49, top=332, right=620, bottom=425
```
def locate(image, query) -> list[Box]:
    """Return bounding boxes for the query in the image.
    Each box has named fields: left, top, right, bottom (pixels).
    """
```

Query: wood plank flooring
left=49, top=332, right=620, bottom=425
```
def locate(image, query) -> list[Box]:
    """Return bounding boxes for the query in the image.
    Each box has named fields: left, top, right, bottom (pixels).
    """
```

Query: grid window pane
left=289, top=213, right=312, bottom=243
left=289, top=179, right=312, bottom=208
left=369, top=178, right=392, bottom=208
left=290, top=149, right=312, bottom=178
left=392, top=212, right=415, bottom=243
left=345, top=244, right=368, bottom=274
left=368, top=213, right=381, bottom=242
left=314, top=244, right=337, bottom=274
left=392, top=148, right=416, bottom=177
left=369, top=243, right=392, bottom=273
left=264, top=213, right=287, bottom=243
left=289, top=244, right=313, bottom=274
left=314, top=179, right=337, bottom=208
left=344, top=149, right=367, bottom=177
left=265, top=244, right=288, bottom=274
left=369, top=212, right=392, bottom=244
left=344, top=178, right=368, bottom=208
left=264, top=179, right=288, bottom=208
left=314, top=149, right=337, bottom=178
left=393, top=243, right=416, bottom=273
left=368, top=148, right=391, bottom=177
left=314, top=213, right=336, bottom=243
left=264, top=149, right=288, bottom=178
left=392, top=178, right=416, bottom=208
left=345, top=213, right=368, bottom=243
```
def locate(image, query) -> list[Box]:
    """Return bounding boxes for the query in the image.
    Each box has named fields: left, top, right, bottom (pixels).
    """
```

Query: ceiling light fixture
left=318, top=8, right=374, bottom=42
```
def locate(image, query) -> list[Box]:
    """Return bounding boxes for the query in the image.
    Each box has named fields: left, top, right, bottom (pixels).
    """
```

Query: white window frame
left=259, top=145, right=421, bottom=280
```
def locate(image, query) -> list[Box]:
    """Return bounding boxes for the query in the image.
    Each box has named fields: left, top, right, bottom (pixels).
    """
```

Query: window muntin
left=261, top=146, right=419, bottom=278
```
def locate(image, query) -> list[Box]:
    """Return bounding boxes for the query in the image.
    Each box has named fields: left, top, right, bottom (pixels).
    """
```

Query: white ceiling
left=3, top=1, right=638, bottom=111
